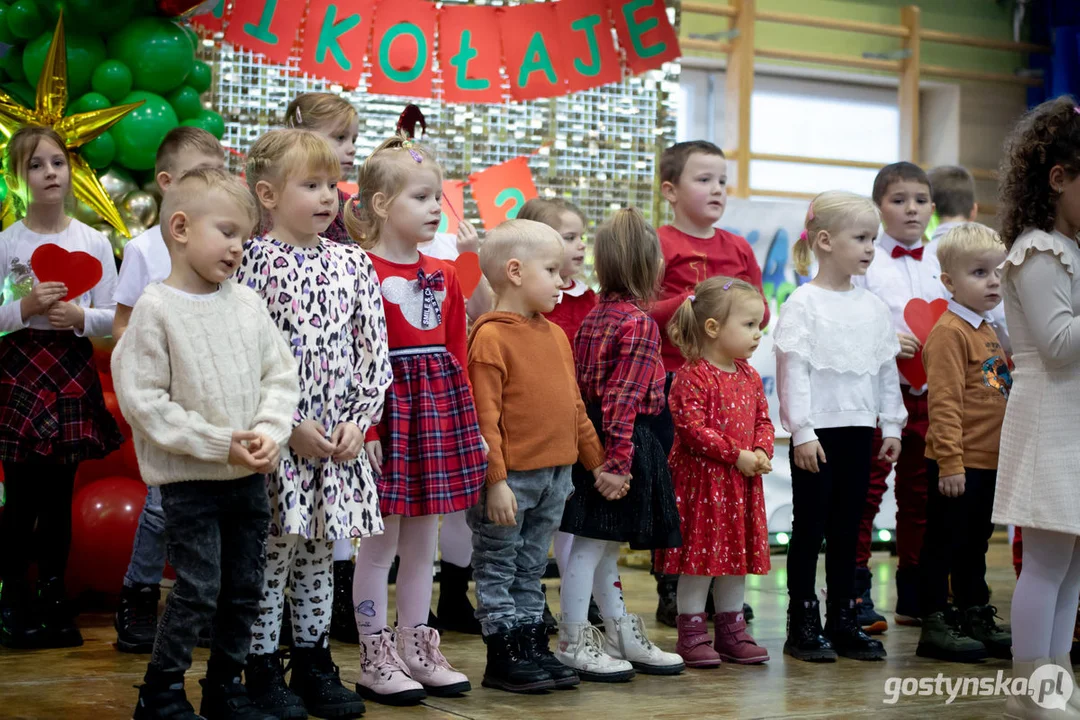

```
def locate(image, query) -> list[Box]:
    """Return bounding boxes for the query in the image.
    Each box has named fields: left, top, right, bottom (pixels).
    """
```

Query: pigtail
left=667, top=295, right=702, bottom=361
left=792, top=230, right=813, bottom=277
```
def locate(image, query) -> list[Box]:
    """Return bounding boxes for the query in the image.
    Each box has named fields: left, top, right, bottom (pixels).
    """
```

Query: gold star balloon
left=0, top=11, right=144, bottom=237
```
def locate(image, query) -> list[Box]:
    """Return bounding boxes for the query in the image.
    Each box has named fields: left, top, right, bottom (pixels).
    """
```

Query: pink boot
left=714, top=611, right=769, bottom=664
left=675, top=613, right=721, bottom=668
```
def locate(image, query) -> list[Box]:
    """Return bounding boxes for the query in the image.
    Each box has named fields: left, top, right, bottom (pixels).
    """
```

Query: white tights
left=1011, top=527, right=1080, bottom=660
left=676, top=574, right=745, bottom=615
left=553, top=531, right=575, bottom=576
left=560, top=537, right=626, bottom=625
left=352, top=514, right=439, bottom=635
left=438, top=511, right=473, bottom=568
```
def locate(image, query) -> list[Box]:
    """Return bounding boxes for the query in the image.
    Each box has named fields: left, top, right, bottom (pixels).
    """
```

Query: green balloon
left=0, top=175, right=8, bottom=204
left=3, top=46, right=24, bottom=82
left=108, top=17, right=194, bottom=94
left=0, top=7, right=19, bottom=45
left=2, top=81, right=33, bottom=107
left=187, top=60, right=211, bottom=94
left=64, top=0, right=137, bottom=34
left=24, top=30, right=107, bottom=97
left=81, top=131, right=115, bottom=169
left=181, top=109, right=224, bottom=140
left=91, top=60, right=133, bottom=103
left=113, top=90, right=178, bottom=170
left=68, top=91, right=110, bottom=115
left=7, top=0, right=43, bottom=40
left=167, top=85, right=201, bottom=121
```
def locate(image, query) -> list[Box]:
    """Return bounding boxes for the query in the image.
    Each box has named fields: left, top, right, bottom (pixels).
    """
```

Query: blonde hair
left=344, top=133, right=442, bottom=248
left=936, top=222, right=1004, bottom=275
left=517, top=197, right=586, bottom=231
left=792, top=190, right=880, bottom=276
left=593, top=208, right=661, bottom=301
left=155, top=126, right=223, bottom=176
left=245, top=129, right=340, bottom=227
left=285, top=92, right=358, bottom=135
left=479, top=219, right=564, bottom=292
left=160, top=167, right=258, bottom=244
left=667, top=276, right=760, bottom=361
left=4, top=125, right=71, bottom=215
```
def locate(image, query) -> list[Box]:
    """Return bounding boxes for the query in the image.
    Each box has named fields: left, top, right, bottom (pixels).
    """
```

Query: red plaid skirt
left=0, top=329, right=123, bottom=464
left=377, top=346, right=486, bottom=517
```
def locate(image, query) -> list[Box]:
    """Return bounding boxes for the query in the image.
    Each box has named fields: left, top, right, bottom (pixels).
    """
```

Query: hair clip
left=350, top=193, right=363, bottom=217
left=401, top=139, right=423, bottom=164
left=722, top=280, right=734, bottom=291
left=295, top=107, right=303, bottom=125
left=806, top=204, right=815, bottom=223
left=688, top=294, right=695, bottom=303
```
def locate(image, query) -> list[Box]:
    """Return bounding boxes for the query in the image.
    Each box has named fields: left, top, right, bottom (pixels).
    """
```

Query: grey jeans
left=467, top=465, right=572, bottom=637
left=124, top=486, right=166, bottom=587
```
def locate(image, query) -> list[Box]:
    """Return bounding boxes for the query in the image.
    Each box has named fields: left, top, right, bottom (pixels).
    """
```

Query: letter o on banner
left=368, top=0, right=436, bottom=96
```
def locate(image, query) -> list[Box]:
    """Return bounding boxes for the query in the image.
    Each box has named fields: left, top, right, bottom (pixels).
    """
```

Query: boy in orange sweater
left=467, top=219, right=617, bottom=694
left=917, top=223, right=1012, bottom=663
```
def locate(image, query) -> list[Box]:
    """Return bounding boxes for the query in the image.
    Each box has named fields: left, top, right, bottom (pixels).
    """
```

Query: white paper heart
left=381, top=276, right=447, bottom=331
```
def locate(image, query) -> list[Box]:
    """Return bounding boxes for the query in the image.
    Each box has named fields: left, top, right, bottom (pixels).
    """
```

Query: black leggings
left=787, top=427, right=873, bottom=602
left=0, top=459, right=78, bottom=582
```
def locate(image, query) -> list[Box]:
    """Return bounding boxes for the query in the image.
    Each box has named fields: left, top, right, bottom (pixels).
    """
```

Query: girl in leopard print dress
left=235, top=129, right=392, bottom=719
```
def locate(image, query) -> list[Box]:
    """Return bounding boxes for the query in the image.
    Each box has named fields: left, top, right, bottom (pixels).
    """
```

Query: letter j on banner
left=469, top=157, right=539, bottom=231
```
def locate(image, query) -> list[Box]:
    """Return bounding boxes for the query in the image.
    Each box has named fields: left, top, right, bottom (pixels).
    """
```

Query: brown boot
left=675, top=613, right=721, bottom=668
left=713, top=611, right=769, bottom=664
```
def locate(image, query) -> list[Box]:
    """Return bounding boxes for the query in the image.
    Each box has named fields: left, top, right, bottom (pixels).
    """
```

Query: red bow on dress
left=417, top=269, right=444, bottom=328
left=891, top=244, right=924, bottom=261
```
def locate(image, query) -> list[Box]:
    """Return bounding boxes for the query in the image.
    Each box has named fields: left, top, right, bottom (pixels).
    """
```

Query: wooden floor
left=0, top=540, right=1028, bottom=719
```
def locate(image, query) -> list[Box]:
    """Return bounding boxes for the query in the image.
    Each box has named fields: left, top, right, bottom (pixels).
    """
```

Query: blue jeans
left=124, top=486, right=166, bottom=587
left=467, top=466, right=572, bottom=636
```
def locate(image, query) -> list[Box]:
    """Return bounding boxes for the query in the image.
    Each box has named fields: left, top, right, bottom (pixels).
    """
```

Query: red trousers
left=856, top=390, right=930, bottom=569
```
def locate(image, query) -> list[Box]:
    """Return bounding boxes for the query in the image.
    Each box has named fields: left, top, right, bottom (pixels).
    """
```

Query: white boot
left=397, top=625, right=471, bottom=696
left=356, top=628, right=427, bottom=706
left=603, top=614, right=685, bottom=675
left=1051, top=655, right=1080, bottom=713
left=1004, top=657, right=1080, bottom=719
left=555, top=620, right=635, bottom=683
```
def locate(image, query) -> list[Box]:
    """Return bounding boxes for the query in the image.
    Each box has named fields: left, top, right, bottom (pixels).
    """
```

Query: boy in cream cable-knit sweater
left=113, top=168, right=300, bottom=720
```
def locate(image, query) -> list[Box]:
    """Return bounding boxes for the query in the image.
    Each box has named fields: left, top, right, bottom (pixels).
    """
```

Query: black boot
left=825, top=599, right=887, bottom=661
left=435, top=561, right=481, bottom=635
left=742, top=602, right=754, bottom=622
left=200, top=657, right=276, bottom=720
left=116, top=583, right=161, bottom=654
left=289, top=638, right=366, bottom=719
left=519, top=623, right=580, bottom=688
left=329, top=561, right=359, bottom=644
left=244, top=651, right=307, bottom=720
left=37, top=576, right=82, bottom=648
left=655, top=575, right=677, bottom=628
left=784, top=598, right=836, bottom=663
left=894, top=567, right=921, bottom=626
left=0, top=578, right=44, bottom=649
left=133, top=672, right=201, bottom=720
left=541, top=584, right=558, bottom=635
left=481, top=628, right=555, bottom=693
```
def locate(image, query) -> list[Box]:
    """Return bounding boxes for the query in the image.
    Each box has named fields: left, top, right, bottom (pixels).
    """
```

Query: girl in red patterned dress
left=655, top=276, right=774, bottom=668
left=343, top=135, right=486, bottom=705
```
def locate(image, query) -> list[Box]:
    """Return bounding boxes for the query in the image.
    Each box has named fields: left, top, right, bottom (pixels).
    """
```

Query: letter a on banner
left=555, top=0, right=622, bottom=92
left=300, top=0, right=376, bottom=88
left=497, top=4, right=569, bottom=101
left=469, top=157, right=539, bottom=231
left=369, top=0, right=437, bottom=97
left=607, top=0, right=680, bottom=73
left=438, top=6, right=503, bottom=104
left=225, top=0, right=307, bottom=66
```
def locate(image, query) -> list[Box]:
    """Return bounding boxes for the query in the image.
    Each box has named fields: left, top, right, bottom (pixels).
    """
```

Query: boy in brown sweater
left=467, top=219, right=615, bottom=694
left=917, top=223, right=1012, bottom=663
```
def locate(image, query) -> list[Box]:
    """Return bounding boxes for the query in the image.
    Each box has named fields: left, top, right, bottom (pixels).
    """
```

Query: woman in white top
left=993, top=96, right=1080, bottom=720
left=773, top=191, right=905, bottom=664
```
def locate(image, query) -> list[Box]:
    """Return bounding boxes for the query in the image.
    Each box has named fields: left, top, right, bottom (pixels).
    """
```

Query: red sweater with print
left=543, top=280, right=598, bottom=344
left=651, top=225, right=769, bottom=372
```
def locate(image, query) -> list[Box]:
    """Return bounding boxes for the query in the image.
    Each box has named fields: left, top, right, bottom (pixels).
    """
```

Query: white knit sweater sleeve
left=250, top=302, right=302, bottom=449
left=112, top=293, right=235, bottom=462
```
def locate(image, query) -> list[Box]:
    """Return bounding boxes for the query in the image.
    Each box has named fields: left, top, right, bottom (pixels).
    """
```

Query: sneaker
left=481, top=628, right=555, bottom=693
left=712, top=611, right=768, bottom=664
left=435, top=561, right=482, bottom=635
left=36, top=576, right=82, bottom=648
left=116, top=583, right=160, bottom=654
left=329, top=560, right=359, bottom=644
left=244, top=651, right=306, bottom=720
left=133, top=679, right=203, bottom=720
left=603, top=614, right=684, bottom=675
left=199, top=671, right=276, bottom=720
left=396, top=625, right=471, bottom=696
left=655, top=576, right=677, bottom=628
left=916, top=611, right=987, bottom=663
left=555, top=620, right=635, bottom=682
left=519, top=622, right=580, bottom=687
left=825, top=599, right=886, bottom=661
left=854, top=567, right=888, bottom=634
left=784, top=598, right=836, bottom=663
left=674, top=612, right=721, bottom=668
left=541, top=584, right=558, bottom=635
left=962, top=605, right=1011, bottom=660
left=0, top=578, right=44, bottom=649
left=289, top=637, right=366, bottom=719
left=355, top=628, right=426, bottom=706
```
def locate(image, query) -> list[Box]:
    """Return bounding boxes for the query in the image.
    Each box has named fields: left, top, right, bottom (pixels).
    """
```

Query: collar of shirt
left=947, top=299, right=988, bottom=330
left=931, top=221, right=964, bottom=244
left=559, top=278, right=589, bottom=300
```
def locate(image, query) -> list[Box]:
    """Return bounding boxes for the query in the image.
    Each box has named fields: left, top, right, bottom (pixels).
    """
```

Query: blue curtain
left=1029, top=0, right=1080, bottom=105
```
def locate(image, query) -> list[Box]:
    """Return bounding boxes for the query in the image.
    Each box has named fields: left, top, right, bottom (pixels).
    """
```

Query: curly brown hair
left=999, top=95, right=1080, bottom=248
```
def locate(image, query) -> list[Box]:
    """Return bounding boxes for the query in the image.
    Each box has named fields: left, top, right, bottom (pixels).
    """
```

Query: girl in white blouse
left=773, top=190, right=905, bottom=664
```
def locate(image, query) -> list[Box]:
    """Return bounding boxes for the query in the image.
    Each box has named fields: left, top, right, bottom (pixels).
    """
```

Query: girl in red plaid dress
left=342, top=134, right=486, bottom=705
left=0, top=126, right=123, bottom=650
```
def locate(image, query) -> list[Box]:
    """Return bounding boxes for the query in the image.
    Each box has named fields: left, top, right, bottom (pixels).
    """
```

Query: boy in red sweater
left=649, top=140, right=769, bottom=626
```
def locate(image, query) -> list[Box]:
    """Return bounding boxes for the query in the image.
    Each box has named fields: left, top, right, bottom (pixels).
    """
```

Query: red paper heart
left=896, top=298, right=949, bottom=387
left=31, top=243, right=103, bottom=302
left=453, top=252, right=483, bottom=299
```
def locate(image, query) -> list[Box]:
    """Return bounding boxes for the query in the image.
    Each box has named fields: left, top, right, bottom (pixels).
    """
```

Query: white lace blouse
left=773, top=283, right=907, bottom=447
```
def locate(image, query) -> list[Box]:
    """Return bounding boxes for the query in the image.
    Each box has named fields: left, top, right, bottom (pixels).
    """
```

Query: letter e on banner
left=556, top=0, right=622, bottom=92
left=498, top=4, right=569, bottom=101
left=607, top=0, right=680, bottom=73
left=300, top=0, right=376, bottom=88
left=225, top=0, right=307, bottom=66
left=469, top=157, right=539, bottom=231
left=438, top=6, right=503, bottom=104
left=369, top=0, right=437, bottom=97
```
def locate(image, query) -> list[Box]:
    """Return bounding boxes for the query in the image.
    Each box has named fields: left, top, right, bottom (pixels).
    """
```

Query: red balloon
left=103, top=391, right=131, bottom=440
left=67, top=477, right=147, bottom=595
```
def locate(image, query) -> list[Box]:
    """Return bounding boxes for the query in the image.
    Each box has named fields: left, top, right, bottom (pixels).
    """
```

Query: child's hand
left=247, top=433, right=280, bottom=474
left=896, top=332, right=921, bottom=360
left=456, top=220, right=480, bottom=255
left=228, top=430, right=261, bottom=470
left=754, top=449, right=772, bottom=474
left=330, top=422, right=364, bottom=462
left=365, top=440, right=383, bottom=474
left=487, top=481, right=518, bottom=526
left=20, top=281, right=66, bottom=319
left=46, top=301, right=85, bottom=331
left=793, top=440, right=827, bottom=473
left=736, top=449, right=760, bottom=477
left=481, top=435, right=489, bottom=456
left=939, top=473, right=966, bottom=498
left=878, top=437, right=902, bottom=464
left=595, top=472, right=630, bottom=501
left=289, top=419, right=335, bottom=460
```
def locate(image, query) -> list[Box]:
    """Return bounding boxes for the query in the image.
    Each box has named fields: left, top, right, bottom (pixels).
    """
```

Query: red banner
left=439, top=180, right=466, bottom=235
left=556, top=0, right=622, bottom=92
left=438, top=6, right=503, bottom=104
left=607, top=0, right=680, bottom=73
left=469, top=157, right=539, bottom=231
left=368, top=0, right=438, bottom=98
left=191, top=0, right=228, bottom=33
left=498, top=3, right=569, bottom=101
left=224, top=0, right=306, bottom=66
left=300, top=0, right=377, bottom=88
